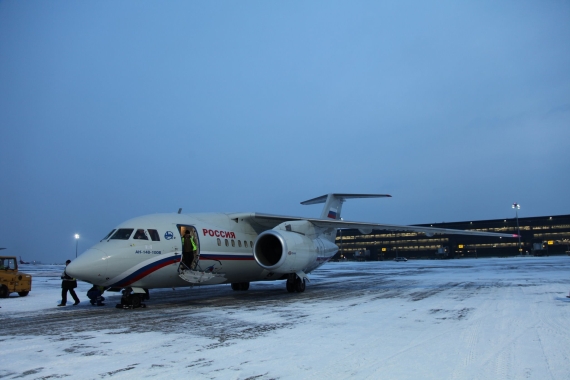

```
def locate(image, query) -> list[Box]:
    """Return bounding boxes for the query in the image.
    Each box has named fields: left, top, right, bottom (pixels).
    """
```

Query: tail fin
left=301, top=193, right=391, bottom=220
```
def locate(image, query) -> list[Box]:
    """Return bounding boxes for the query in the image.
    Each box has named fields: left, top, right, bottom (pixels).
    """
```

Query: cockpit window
left=148, top=229, right=160, bottom=241
left=101, top=229, right=116, bottom=241
left=133, top=229, right=148, bottom=240
left=110, top=228, right=134, bottom=240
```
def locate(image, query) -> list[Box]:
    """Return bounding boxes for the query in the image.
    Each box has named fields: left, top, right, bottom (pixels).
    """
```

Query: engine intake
left=254, top=232, right=284, bottom=268
left=253, top=230, right=316, bottom=273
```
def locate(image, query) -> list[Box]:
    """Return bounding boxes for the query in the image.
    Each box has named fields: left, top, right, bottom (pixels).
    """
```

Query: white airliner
left=66, top=194, right=517, bottom=307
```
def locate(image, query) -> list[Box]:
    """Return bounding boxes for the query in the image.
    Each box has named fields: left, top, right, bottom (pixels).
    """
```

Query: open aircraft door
left=176, top=225, right=226, bottom=285
left=177, top=225, right=200, bottom=270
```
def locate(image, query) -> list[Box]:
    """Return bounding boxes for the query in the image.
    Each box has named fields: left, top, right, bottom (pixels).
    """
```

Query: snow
left=1, top=257, right=570, bottom=379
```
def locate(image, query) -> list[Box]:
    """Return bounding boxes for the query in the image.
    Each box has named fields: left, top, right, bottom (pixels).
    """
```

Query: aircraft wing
left=244, top=213, right=517, bottom=238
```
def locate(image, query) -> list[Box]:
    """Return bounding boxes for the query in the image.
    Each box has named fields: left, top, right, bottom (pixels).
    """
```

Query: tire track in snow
left=329, top=282, right=482, bottom=379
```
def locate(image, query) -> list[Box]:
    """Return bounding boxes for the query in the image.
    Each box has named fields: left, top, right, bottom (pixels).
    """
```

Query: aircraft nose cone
left=66, top=248, right=108, bottom=284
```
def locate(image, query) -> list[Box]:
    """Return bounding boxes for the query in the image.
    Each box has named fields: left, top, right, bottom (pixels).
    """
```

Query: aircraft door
left=177, top=225, right=200, bottom=270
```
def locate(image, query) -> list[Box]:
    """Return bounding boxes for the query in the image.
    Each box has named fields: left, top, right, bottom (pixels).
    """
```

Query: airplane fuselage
left=68, top=212, right=338, bottom=290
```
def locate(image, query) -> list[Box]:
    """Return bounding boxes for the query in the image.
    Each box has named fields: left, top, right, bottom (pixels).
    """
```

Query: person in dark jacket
left=58, top=259, right=80, bottom=306
left=87, top=285, right=105, bottom=306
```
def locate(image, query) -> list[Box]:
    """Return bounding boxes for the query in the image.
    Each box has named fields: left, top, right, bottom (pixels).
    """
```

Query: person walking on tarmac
left=58, top=259, right=80, bottom=306
left=182, top=230, right=197, bottom=270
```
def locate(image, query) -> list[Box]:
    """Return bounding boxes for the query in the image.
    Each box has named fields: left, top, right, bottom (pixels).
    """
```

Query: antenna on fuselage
left=178, top=208, right=182, bottom=214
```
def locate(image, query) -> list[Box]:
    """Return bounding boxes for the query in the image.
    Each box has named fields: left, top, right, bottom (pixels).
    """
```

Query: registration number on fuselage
left=135, top=250, right=162, bottom=255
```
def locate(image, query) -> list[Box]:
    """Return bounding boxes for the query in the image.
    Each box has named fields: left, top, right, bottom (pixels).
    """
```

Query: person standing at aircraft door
left=190, top=235, right=199, bottom=270
left=182, top=230, right=197, bottom=269
left=58, top=260, right=80, bottom=306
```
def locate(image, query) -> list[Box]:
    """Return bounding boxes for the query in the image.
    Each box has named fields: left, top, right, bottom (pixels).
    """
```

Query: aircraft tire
left=131, top=294, right=142, bottom=308
left=231, top=282, right=249, bottom=291
left=286, top=280, right=295, bottom=293
left=18, top=291, right=29, bottom=297
left=295, top=278, right=306, bottom=293
left=0, top=285, right=8, bottom=298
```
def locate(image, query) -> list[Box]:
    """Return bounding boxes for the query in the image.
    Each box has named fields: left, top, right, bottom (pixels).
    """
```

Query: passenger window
left=250, top=241, right=253, bottom=247
left=148, top=229, right=160, bottom=241
left=217, top=238, right=221, bottom=246
left=101, top=229, right=116, bottom=241
left=134, top=229, right=148, bottom=240
left=110, top=228, right=134, bottom=240
left=244, top=241, right=248, bottom=248
left=238, top=240, right=242, bottom=247
left=225, top=239, right=229, bottom=247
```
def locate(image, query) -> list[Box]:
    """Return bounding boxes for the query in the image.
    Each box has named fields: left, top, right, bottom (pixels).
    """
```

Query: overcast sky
left=1, top=1, right=569, bottom=263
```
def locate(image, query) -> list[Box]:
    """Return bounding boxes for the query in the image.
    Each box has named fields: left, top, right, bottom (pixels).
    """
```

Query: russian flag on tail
left=327, top=208, right=337, bottom=219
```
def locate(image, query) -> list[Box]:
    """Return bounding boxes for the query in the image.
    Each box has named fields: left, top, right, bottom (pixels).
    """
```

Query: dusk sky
left=1, top=1, right=569, bottom=263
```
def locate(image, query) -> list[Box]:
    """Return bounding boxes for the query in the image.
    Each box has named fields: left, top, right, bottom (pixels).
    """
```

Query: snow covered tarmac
left=1, top=257, right=569, bottom=379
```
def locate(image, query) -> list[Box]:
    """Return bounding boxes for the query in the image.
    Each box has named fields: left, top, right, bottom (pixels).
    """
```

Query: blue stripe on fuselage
left=200, top=253, right=254, bottom=261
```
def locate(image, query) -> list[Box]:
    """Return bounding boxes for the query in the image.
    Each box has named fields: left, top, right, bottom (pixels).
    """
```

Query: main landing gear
left=115, top=288, right=149, bottom=309
left=286, top=274, right=306, bottom=293
left=231, top=282, right=250, bottom=291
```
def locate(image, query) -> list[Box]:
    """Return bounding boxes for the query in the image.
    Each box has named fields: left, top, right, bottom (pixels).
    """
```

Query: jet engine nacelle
left=253, top=230, right=317, bottom=274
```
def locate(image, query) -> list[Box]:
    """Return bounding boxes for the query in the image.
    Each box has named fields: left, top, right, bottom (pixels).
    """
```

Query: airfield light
left=75, top=234, right=80, bottom=258
left=512, top=203, right=522, bottom=253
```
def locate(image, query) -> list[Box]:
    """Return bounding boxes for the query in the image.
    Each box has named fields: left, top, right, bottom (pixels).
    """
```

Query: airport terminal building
left=335, top=214, right=570, bottom=260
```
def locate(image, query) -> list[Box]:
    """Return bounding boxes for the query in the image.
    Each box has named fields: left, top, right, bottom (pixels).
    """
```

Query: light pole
left=75, top=234, right=80, bottom=258
left=512, top=203, right=521, bottom=254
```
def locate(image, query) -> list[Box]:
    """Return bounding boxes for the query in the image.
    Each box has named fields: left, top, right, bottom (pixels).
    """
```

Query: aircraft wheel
left=240, top=282, right=250, bottom=291
left=18, top=291, right=29, bottom=297
left=0, top=285, right=9, bottom=298
left=295, top=278, right=306, bottom=293
left=231, top=283, right=240, bottom=291
left=286, top=280, right=295, bottom=293
left=131, top=294, right=142, bottom=308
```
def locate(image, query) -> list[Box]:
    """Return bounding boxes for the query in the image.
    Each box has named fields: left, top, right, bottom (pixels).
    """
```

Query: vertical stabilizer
left=300, top=193, right=391, bottom=220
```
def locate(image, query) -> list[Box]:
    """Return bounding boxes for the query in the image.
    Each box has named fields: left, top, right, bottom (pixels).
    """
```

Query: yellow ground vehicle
left=0, top=256, right=32, bottom=297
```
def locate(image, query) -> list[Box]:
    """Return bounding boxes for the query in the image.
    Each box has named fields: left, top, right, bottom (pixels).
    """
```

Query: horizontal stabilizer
left=301, top=193, right=391, bottom=205
left=301, top=193, right=392, bottom=221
